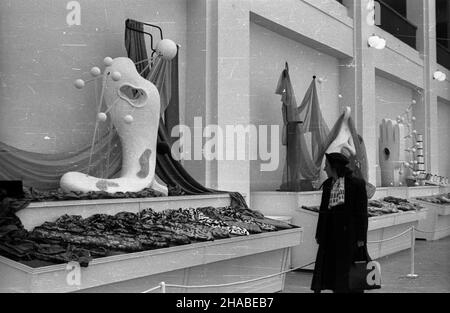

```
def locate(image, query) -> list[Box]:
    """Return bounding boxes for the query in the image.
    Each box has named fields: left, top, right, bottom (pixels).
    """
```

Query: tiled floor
left=283, top=236, right=450, bottom=293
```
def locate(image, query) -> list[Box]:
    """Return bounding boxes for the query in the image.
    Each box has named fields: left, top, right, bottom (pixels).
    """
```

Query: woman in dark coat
left=311, top=152, right=369, bottom=293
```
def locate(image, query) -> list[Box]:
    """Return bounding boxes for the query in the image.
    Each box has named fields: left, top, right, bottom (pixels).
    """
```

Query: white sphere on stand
left=90, top=67, right=102, bottom=77
left=103, top=57, right=113, bottom=66
left=156, top=39, right=178, bottom=60
left=74, top=79, right=85, bottom=89
left=97, top=112, right=107, bottom=122
left=124, top=115, right=134, bottom=124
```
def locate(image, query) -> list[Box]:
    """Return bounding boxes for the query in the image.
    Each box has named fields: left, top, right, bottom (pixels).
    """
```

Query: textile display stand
left=251, top=188, right=431, bottom=270
left=1, top=194, right=302, bottom=293
left=410, top=198, right=450, bottom=241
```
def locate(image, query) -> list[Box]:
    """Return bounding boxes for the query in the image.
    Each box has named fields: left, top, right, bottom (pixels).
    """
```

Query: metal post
left=160, top=281, right=166, bottom=293
left=407, top=227, right=418, bottom=278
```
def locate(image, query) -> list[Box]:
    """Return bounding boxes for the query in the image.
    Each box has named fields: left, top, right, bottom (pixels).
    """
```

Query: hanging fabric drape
left=124, top=19, right=222, bottom=196
left=0, top=131, right=122, bottom=190
left=125, top=19, right=151, bottom=78
left=124, top=19, right=250, bottom=209
left=276, top=64, right=330, bottom=191
left=315, top=112, right=376, bottom=198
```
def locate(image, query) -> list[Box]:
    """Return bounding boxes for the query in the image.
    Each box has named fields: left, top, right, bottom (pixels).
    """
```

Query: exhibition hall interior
left=0, top=0, right=449, bottom=293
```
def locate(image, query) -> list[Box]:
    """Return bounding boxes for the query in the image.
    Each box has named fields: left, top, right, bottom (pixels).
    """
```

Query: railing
left=437, top=42, right=450, bottom=71
left=378, top=0, right=417, bottom=49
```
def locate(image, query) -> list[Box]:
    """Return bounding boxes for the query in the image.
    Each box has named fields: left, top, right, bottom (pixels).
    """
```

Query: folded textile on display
left=0, top=196, right=293, bottom=267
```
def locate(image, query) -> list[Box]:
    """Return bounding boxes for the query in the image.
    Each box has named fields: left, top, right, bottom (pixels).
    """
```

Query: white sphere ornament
left=90, top=67, right=101, bottom=77
left=124, top=115, right=134, bottom=124
left=156, top=39, right=177, bottom=60
left=74, top=79, right=85, bottom=89
left=97, top=112, right=107, bottom=122
left=412, top=116, right=416, bottom=121
left=103, top=57, right=113, bottom=66
left=111, top=71, right=122, bottom=81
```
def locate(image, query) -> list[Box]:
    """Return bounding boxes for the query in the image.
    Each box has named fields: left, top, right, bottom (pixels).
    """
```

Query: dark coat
left=311, top=175, right=369, bottom=292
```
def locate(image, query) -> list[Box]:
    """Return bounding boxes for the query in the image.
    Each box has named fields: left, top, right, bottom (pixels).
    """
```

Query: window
left=436, top=0, right=450, bottom=69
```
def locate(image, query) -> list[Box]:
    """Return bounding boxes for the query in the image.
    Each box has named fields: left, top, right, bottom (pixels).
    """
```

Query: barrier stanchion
left=406, top=227, right=418, bottom=279
left=160, top=281, right=166, bottom=293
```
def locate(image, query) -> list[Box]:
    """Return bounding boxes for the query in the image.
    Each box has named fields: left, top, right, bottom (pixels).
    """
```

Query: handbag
left=349, top=247, right=382, bottom=291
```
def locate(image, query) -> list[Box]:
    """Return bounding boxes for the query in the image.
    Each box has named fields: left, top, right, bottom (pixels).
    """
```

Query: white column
left=407, top=0, right=439, bottom=173
left=216, top=0, right=251, bottom=199
left=352, top=0, right=377, bottom=186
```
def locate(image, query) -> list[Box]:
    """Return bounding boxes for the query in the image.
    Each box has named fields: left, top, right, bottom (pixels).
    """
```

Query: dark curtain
left=124, top=19, right=240, bottom=198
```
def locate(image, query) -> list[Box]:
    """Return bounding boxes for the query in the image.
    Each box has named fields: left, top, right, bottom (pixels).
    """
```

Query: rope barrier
left=140, top=261, right=316, bottom=293
left=164, top=261, right=316, bottom=290
left=414, top=225, right=450, bottom=234
left=141, top=284, right=162, bottom=294
left=367, top=227, right=413, bottom=244
left=141, top=223, right=450, bottom=292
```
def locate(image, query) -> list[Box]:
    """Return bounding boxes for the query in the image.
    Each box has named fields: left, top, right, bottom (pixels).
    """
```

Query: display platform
left=372, top=186, right=440, bottom=199
left=0, top=227, right=302, bottom=293
left=251, top=190, right=428, bottom=269
left=16, top=194, right=232, bottom=231
left=411, top=199, right=450, bottom=241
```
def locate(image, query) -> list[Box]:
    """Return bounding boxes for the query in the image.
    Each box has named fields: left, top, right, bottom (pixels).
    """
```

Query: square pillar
left=342, top=0, right=377, bottom=186
left=407, top=0, right=439, bottom=173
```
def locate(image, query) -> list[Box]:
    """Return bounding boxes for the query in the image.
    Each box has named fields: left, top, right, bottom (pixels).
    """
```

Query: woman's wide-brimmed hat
left=325, top=152, right=349, bottom=166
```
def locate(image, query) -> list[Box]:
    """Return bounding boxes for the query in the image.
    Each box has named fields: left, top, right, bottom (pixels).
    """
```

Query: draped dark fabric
left=277, top=65, right=330, bottom=191
left=125, top=19, right=150, bottom=78
left=124, top=19, right=238, bottom=199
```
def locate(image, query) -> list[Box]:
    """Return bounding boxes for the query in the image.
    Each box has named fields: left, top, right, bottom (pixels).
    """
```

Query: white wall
left=437, top=99, right=450, bottom=179
left=375, top=75, right=414, bottom=166
left=249, top=22, right=340, bottom=191
left=0, top=0, right=187, bottom=154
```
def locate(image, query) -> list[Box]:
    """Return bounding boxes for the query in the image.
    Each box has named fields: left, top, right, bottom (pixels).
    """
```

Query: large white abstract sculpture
left=60, top=57, right=168, bottom=195
left=378, top=118, right=408, bottom=187
left=326, top=107, right=356, bottom=156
